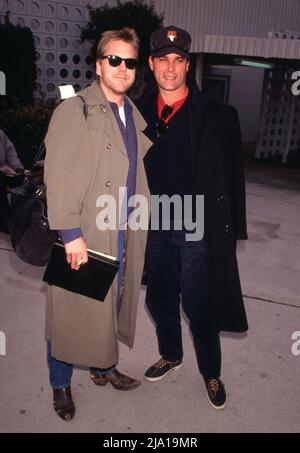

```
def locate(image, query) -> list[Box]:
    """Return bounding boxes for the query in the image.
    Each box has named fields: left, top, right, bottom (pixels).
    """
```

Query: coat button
left=101, top=106, right=107, bottom=113
left=217, top=195, right=224, bottom=202
left=106, top=143, right=112, bottom=149
left=105, top=181, right=111, bottom=187
left=104, top=216, right=109, bottom=223
left=225, top=224, right=230, bottom=232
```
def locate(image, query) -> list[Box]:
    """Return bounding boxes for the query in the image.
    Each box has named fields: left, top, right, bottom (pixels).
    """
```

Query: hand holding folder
left=43, top=241, right=120, bottom=302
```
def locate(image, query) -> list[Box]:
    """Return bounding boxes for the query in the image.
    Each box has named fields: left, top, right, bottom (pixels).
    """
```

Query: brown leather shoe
left=53, top=386, right=75, bottom=421
left=90, top=369, right=141, bottom=391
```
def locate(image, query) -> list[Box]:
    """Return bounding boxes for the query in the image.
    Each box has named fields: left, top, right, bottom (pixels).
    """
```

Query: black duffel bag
left=9, top=143, right=57, bottom=266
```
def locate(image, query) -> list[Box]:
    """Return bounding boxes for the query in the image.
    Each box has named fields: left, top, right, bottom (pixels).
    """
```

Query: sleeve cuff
left=58, top=228, right=82, bottom=244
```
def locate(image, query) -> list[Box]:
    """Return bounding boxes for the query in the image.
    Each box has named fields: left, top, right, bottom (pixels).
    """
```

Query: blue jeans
left=47, top=342, right=116, bottom=389
left=145, top=227, right=221, bottom=381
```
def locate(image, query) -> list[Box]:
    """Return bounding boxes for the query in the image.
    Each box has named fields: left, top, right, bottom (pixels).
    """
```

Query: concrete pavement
left=0, top=162, right=299, bottom=433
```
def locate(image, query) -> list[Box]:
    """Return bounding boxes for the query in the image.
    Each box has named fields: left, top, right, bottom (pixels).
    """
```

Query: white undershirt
left=118, top=104, right=126, bottom=127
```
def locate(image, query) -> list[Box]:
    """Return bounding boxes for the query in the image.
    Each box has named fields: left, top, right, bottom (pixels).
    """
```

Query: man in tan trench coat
left=44, top=28, right=151, bottom=421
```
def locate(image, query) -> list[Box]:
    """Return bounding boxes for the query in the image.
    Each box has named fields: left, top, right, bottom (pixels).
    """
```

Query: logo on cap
left=167, top=30, right=177, bottom=42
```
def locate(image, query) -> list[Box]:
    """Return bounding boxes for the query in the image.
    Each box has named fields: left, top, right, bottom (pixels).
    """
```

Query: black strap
left=30, top=141, right=46, bottom=171
left=30, top=94, right=88, bottom=172
left=77, top=94, right=88, bottom=120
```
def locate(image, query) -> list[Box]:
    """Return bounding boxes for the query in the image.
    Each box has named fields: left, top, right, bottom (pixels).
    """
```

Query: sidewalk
left=0, top=161, right=299, bottom=433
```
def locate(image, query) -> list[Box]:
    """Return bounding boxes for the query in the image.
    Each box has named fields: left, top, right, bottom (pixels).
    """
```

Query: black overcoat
left=140, top=83, right=248, bottom=333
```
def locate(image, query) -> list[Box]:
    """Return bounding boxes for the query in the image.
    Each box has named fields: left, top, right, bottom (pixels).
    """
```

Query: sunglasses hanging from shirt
left=101, top=55, right=138, bottom=70
left=156, top=104, right=173, bottom=137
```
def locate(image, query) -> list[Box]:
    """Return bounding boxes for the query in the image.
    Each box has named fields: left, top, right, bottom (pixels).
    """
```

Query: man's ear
left=149, top=56, right=154, bottom=71
left=96, top=60, right=101, bottom=78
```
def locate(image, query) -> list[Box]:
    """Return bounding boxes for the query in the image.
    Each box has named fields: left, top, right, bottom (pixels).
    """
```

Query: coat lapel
left=188, top=85, right=209, bottom=193
left=82, top=80, right=151, bottom=159
left=129, top=97, right=152, bottom=159
left=83, top=80, right=127, bottom=156
left=107, top=109, right=128, bottom=157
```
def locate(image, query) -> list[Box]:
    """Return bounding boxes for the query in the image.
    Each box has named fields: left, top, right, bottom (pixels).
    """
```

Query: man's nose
left=119, top=60, right=127, bottom=71
left=166, top=61, right=175, bottom=72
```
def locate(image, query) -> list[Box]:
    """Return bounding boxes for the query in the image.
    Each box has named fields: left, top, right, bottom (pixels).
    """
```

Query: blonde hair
left=97, top=27, right=139, bottom=59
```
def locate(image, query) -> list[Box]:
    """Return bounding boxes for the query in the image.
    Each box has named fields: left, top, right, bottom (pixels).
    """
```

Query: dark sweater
left=143, top=96, right=192, bottom=198
left=141, top=91, right=194, bottom=223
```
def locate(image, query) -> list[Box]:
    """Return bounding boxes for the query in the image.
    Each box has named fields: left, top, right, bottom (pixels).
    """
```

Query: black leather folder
left=43, top=241, right=120, bottom=302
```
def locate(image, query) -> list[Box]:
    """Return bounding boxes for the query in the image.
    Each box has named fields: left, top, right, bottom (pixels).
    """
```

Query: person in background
left=0, top=129, right=24, bottom=234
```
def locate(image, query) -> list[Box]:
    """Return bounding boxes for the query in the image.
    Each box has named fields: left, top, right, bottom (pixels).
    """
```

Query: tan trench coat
left=44, top=80, right=151, bottom=368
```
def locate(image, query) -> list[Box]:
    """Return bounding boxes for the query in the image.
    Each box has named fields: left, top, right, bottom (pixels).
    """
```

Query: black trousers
left=145, top=227, right=221, bottom=381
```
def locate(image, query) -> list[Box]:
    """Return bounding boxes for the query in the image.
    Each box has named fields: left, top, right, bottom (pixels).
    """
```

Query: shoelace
left=208, top=379, right=220, bottom=394
left=157, top=359, right=169, bottom=368
left=155, top=358, right=173, bottom=369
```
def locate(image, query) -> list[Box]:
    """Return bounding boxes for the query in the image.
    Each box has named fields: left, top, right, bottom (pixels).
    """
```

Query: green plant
left=0, top=98, right=56, bottom=168
left=81, top=0, right=164, bottom=99
left=0, top=13, right=37, bottom=103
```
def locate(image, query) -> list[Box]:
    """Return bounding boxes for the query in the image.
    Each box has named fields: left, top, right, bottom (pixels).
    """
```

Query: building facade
left=1, top=0, right=300, bottom=160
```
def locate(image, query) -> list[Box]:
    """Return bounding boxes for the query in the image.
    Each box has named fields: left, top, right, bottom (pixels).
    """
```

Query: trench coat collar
left=81, top=80, right=148, bottom=133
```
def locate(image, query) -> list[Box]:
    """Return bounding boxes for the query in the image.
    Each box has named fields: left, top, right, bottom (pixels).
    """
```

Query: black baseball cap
left=150, top=25, right=191, bottom=59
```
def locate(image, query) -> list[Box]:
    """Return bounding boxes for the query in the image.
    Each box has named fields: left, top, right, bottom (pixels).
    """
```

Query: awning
left=191, top=35, right=300, bottom=60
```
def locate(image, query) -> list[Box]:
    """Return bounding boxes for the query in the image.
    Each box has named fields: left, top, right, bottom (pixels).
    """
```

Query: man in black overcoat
left=139, top=25, right=248, bottom=410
